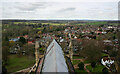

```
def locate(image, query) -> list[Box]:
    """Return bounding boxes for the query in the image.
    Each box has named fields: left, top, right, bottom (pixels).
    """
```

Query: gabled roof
left=42, top=39, right=69, bottom=72
left=103, top=57, right=115, bottom=61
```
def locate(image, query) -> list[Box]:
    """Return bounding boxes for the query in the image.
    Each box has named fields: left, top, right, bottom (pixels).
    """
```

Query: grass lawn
left=73, top=56, right=84, bottom=59
left=75, top=68, right=87, bottom=74
left=6, top=54, right=35, bottom=73
left=72, top=60, right=81, bottom=65
left=101, top=53, right=108, bottom=57
left=86, top=64, right=105, bottom=72
left=84, top=60, right=91, bottom=64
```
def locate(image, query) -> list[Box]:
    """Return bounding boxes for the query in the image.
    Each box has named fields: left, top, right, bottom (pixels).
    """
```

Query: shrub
left=102, top=67, right=108, bottom=74
left=78, top=62, right=84, bottom=70
left=91, top=61, right=96, bottom=68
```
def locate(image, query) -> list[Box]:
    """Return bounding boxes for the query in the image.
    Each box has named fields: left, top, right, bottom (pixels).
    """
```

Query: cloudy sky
left=1, top=0, right=120, bottom=20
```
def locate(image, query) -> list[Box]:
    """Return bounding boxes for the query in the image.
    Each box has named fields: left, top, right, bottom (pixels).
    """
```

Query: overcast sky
left=1, top=0, right=120, bottom=20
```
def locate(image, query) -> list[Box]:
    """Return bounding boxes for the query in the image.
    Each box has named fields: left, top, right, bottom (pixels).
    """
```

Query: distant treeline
left=1, top=20, right=119, bottom=25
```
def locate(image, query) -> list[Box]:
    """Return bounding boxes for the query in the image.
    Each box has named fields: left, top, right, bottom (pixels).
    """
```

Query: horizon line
left=0, top=18, right=119, bottom=21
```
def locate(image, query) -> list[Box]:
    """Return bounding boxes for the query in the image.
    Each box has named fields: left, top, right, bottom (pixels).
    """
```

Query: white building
left=108, top=26, right=113, bottom=29
left=101, top=57, right=114, bottom=67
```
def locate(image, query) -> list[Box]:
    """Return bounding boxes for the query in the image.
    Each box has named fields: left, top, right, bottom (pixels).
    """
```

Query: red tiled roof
left=103, top=57, right=115, bottom=61
left=75, top=39, right=82, bottom=42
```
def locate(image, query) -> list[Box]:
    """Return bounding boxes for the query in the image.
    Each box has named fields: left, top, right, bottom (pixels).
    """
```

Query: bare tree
left=80, top=40, right=103, bottom=62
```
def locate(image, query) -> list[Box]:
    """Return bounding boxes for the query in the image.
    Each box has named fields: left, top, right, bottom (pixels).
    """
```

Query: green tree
left=117, top=32, right=120, bottom=45
left=19, top=37, right=26, bottom=44
left=104, top=45, right=113, bottom=53
left=2, top=65, right=7, bottom=74
left=5, top=36, right=9, bottom=41
left=2, top=46, right=9, bottom=65
left=80, top=40, right=102, bottom=62
left=116, top=31, right=120, bottom=72
left=102, top=68, right=108, bottom=74
left=22, top=44, right=35, bottom=56
left=91, top=61, right=96, bottom=68
left=109, top=50, right=118, bottom=57
left=78, top=62, right=84, bottom=70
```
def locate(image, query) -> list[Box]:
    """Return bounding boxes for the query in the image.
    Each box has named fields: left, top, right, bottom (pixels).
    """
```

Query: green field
left=13, top=21, right=118, bottom=26
left=14, top=22, right=38, bottom=25
left=6, top=55, right=35, bottom=73
left=13, top=22, right=65, bottom=26
left=73, top=21, right=108, bottom=26
left=86, top=22, right=107, bottom=25
left=42, top=23, right=65, bottom=25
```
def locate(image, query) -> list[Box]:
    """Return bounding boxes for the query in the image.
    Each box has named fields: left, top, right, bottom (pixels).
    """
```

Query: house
left=82, top=31, right=85, bottom=34
left=60, top=39, right=64, bottom=42
left=18, top=35, right=28, bottom=39
left=9, top=44, right=21, bottom=54
left=103, top=40, right=112, bottom=43
left=9, top=38, right=19, bottom=42
left=108, top=26, right=113, bottom=29
left=95, top=31, right=102, bottom=34
left=101, top=57, right=115, bottom=67
left=65, top=29, right=69, bottom=32
left=28, top=40, right=35, bottom=44
left=28, top=41, right=33, bottom=44
left=23, top=35, right=28, bottom=39
left=74, top=36, right=77, bottom=39
left=102, top=31, right=107, bottom=34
